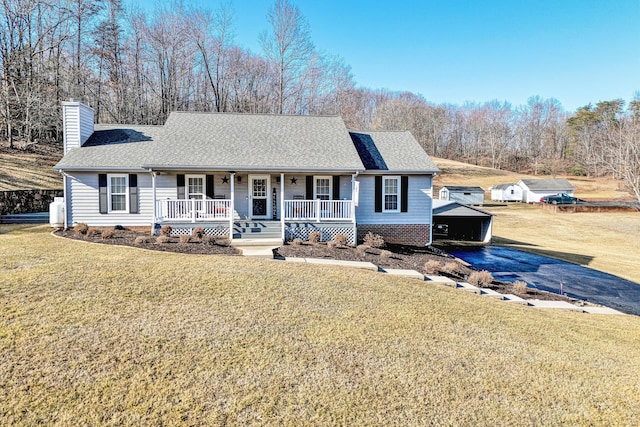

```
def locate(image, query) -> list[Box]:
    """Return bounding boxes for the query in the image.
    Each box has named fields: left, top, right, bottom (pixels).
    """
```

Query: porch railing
left=157, top=199, right=232, bottom=222
left=284, top=199, right=353, bottom=221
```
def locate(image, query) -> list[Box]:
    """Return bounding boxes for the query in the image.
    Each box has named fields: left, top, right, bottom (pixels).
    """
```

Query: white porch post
left=280, top=173, right=285, bottom=241
left=151, top=171, right=157, bottom=233
left=229, top=172, right=235, bottom=241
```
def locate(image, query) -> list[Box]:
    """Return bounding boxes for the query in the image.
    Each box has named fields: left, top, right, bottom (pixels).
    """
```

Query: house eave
left=358, top=169, right=439, bottom=175
left=54, top=165, right=147, bottom=173
left=141, top=165, right=365, bottom=174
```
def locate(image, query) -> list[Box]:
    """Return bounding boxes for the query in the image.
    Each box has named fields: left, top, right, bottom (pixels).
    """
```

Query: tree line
left=1, top=0, right=638, bottom=199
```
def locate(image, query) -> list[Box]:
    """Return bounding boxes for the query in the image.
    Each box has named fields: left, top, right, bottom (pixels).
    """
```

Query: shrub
left=334, top=234, right=349, bottom=246
left=356, top=244, right=369, bottom=255
left=363, top=232, right=385, bottom=248
left=86, top=227, right=98, bottom=238
left=379, top=249, right=391, bottom=259
left=179, top=235, right=192, bottom=244
left=192, top=227, right=205, bottom=239
left=101, top=228, right=116, bottom=239
left=216, top=238, right=231, bottom=247
left=134, top=236, right=151, bottom=245
left=327, top=241, right=337, bottom=249
left=74, top=223, right=89, bottom=236
left=308, top=231, right=321, bottom=244
left=156, top=235, right=171, bottom=244
left=442, top=261, right=461, bottom=275
left=202, top=235, right=216, bottom=245
left=291, top=238, right=303, bottom=246
left=424, top=259, right=443, bottom=274
left=160, top=225, right=172, bottom=236
left=468, top=270, right=494, bottom=287
left=514, top=280, right=529, bottom=294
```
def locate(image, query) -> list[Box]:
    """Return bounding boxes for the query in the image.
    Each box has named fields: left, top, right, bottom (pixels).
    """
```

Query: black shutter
left=333, top=176, right=340, bottom=200
left=129, top=174, right=138, bottom=214
left=206, top=175, right=214, bottom=199
left=401, top=176, right=409, bottom=212
left=374, top=176, right=382, bottom=212
left=177, top=174, right=185, bottom=199
left=306, top=176, right=313, bottom=199
left=98, top=174, right=108, bottom=214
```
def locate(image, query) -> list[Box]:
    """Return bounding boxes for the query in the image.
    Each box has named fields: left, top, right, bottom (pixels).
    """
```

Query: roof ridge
left=168, top=111, right=343, bottom=119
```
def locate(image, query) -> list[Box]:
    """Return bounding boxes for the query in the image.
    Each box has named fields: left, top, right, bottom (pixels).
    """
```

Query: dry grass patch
left=0, top=143, right=63, bottom=190
left=2, top=226, right=640, bottom=425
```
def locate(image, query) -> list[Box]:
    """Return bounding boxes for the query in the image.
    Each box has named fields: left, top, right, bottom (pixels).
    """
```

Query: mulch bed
left=55, top=227, right=569, bottom=301
left=54, top=228, right=240, bottom=256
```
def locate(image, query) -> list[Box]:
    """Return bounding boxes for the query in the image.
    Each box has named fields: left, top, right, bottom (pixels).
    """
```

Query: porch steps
left=233, top=221, right=281, bottom=240
left=230, top=238, right=283, bottom=247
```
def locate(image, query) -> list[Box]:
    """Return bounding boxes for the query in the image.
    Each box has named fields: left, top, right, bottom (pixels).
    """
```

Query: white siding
left=355, top=175, right=433, bottom=225
left=281, top=174, right=353, bottom=200
left=62, top=102, right=94, bottom=153
left=67, top=172, right=153, bottom=227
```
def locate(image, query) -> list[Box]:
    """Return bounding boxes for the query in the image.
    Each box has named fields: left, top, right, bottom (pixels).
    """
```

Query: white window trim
left=382, top=175, right=400, bottom=213
left=186, top=174, right=206, bottom=200
left=313, top=175, right=332, bottom=200
left=107, top=173, right=129, bottom=213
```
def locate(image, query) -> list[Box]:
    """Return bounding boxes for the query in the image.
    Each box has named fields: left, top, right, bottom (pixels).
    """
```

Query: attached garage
left=432, top=200, right=493, bottom=243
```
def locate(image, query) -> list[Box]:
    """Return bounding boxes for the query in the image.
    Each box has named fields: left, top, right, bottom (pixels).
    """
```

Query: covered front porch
left=150, top=171, right=358, bottom=244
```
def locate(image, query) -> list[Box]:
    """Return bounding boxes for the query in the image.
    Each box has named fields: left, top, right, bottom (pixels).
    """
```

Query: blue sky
left=136, top=0, right=640, bottom=112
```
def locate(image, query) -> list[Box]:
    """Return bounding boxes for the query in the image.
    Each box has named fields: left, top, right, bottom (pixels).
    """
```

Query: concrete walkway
left=275, top=256, right=625, bottom=315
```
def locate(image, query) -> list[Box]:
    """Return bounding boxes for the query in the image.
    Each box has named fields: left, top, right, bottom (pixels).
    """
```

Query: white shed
left=490, top=183, right=523, bottom=202
left=518, top=179, right=575, bottom=203
left=438, top=186, right=485, bottom=206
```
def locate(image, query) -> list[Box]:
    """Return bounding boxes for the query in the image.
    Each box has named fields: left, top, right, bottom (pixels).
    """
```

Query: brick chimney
left=61, top=99, right=95, bottom=154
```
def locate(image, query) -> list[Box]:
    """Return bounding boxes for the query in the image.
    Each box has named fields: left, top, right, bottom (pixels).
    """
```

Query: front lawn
left=2, top=225, right=640, bottom=425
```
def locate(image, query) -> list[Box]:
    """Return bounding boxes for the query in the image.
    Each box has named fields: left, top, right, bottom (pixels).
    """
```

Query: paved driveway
left=449, top=246, right=640, bottom=316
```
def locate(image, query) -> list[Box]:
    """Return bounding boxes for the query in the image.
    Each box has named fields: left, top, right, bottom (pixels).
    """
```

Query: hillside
left=0, top=143, right=63, bottom=191
left=433, top=157, right=634, bottom=201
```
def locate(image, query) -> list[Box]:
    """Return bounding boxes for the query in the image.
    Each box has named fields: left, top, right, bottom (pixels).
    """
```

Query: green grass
left=2, top=226, right=640, bottom=425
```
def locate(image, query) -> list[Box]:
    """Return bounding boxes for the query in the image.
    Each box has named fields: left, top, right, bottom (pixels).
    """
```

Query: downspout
left=149, top=169, right=157, bottom=235
left=59, top=170, right=69, bottom=230
left=427, top=173, right=436, bottom=246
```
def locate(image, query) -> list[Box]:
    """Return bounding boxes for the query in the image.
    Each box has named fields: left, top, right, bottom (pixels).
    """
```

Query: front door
left=249, top=175, right=270, bottom=219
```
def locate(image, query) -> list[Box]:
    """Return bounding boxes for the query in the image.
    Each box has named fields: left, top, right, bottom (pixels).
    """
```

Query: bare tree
left=260, top=0, right=313, bottom=114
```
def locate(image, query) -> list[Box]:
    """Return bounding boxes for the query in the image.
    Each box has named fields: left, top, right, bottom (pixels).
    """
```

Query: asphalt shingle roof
left=144, top=112, right=364, bottom=171
left=55, top=112, right=439, bottom=175
left=519, top=178, right=575, bottom=191
left=441, top=186, right=484, bottom=192
left=349, top=131, right=439, bottom=173
left=54, top=124, right=164, bottom=171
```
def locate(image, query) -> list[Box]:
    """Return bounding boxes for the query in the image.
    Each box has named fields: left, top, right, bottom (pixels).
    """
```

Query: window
left=108, top=174, right=128, bottom=212
left=314, top=176, right=332, bottom=200
left=383, top=176, right=399, bottom=212
left=187, top=175, right=205, bottom=199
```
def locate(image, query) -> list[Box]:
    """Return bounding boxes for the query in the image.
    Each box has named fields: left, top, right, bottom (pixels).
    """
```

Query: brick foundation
left=357, top=224, right=431, bottom=246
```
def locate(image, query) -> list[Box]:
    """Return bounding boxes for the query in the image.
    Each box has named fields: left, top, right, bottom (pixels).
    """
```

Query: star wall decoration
left=290, top=176, right=297, bottom=184
left=221, top=176, right=229, bottom=184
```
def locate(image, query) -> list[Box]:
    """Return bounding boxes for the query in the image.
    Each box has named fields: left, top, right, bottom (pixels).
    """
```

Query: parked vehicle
left=540, top=193, right=578, bottom=205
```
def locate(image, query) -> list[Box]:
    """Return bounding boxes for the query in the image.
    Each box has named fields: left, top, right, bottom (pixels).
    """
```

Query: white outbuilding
left=518, top=179, right=575, bottom=203
left=438, top=186, right=485, bottom=206
left=490, top=183, right=523, bottom=202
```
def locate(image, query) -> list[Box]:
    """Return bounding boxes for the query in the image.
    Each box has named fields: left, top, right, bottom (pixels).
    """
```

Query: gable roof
left=518, top=178, right=575, bottom=191
left=55, top=112, right=439, bottom=175
left=143, top=112, right=364, bottom=172
left=440, top=186, right=484, bottom=192
left=349, top=131, right=439, bottom=174
left=54, top=124, right=164, bottom=171
left=491, top=183, right=517, bottom=190
left=432, top=200, right=492, bottom=217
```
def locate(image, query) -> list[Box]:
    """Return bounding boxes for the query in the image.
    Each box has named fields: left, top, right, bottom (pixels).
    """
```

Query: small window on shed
left=464, top=192, right=471, bottom=196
